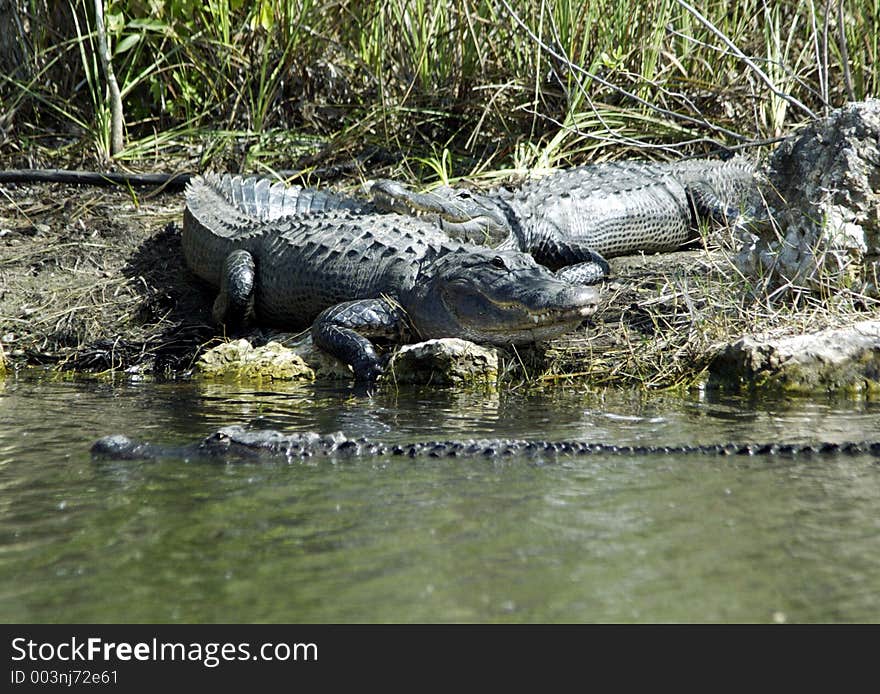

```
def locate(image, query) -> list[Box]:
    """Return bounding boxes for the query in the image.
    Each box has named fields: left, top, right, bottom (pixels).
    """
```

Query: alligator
left=183, top=174, right=598, bottom=381
left=367, top=157, right=762, bottom=284
left=91, top=425, right=880, bottom=463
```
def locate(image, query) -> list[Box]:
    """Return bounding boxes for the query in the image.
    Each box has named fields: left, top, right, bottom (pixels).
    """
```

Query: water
left=1, top=371, right=879, bottom=623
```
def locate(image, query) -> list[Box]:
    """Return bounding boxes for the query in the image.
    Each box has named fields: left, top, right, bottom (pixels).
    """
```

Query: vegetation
left=1, top=0, right=876, bottom=177
left=0, top=1, right=877, bottom=388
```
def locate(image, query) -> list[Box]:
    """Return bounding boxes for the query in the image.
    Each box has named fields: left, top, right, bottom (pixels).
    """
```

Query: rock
left=707, top=320, right=880, bottom=393
left=735, top=99, right=880, bottom=296
left=386, top=338, right=501, bottom=385
left=283, top=334, right=354, bottom=380
left=0, top=339, right=5, bottom=378
left=196, top=339, right=315, bottom=381
left=195, top=336, right=500, bottom=385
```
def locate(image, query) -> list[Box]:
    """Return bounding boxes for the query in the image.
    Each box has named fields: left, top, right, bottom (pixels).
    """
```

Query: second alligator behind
left=367, top=156, right=760, bottom=284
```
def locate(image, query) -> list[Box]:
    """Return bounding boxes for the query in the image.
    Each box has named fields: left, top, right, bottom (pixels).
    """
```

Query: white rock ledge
left=386, top=338, right=501, bottom=385
left=708, top=320, right=880, bottom=392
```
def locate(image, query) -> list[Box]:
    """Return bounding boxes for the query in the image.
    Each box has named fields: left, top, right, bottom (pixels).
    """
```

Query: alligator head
left=428, top=189, right=511, bottom=237
left=404, top=247, right=598, bottom=345
left=368, top=179, right=511, bottom=240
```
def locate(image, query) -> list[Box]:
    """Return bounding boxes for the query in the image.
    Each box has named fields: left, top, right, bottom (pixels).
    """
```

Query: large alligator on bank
left=183, top=174, right=597, bottom=381
left=92, top=425, right=880, bottom=462
left=368, top=157, right=762, bottom=283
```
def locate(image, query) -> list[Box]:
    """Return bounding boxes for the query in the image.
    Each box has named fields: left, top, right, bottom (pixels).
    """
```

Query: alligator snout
left=522, top=279, right=599, bottom=322
left=559, top=284, right=600, bottom=316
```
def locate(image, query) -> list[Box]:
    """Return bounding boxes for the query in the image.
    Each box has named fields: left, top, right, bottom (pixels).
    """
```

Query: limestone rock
left=386, top=338, right=501, bottom=385
left=735, top=100, right=880, bottom=296
left=195, top=335, right=501, bottom=385
left=196, top=339, right=314, bottom=381
left=708, top=320, right=880, bottom=393
left=283, top=334, right=354, bottom=380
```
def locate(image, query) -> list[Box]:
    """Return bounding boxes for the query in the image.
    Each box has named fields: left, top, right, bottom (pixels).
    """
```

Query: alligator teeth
left=526, top=305, right=595, bottom=325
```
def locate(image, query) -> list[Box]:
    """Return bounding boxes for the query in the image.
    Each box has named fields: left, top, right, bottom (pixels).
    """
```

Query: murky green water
left=1, top=371, right=879, bottom=623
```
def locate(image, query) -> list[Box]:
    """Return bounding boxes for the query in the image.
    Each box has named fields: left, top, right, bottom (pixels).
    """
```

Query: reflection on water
left=0, top=370, right=879, bottom=622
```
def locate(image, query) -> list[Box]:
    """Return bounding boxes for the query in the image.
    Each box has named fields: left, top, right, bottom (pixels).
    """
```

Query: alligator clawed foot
left=352, top=356, right=385, bottom=385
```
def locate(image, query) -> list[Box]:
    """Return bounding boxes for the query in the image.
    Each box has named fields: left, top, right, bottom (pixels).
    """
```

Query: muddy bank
left=0, top=178, right=877, bottom=391
left=0, top=182, right=210, bottom=373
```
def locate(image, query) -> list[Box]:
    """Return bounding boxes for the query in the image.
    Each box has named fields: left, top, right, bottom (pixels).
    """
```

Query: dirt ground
left=0, top=181, right=212, bottom=373
left=0, top=179, right=772, bottom=387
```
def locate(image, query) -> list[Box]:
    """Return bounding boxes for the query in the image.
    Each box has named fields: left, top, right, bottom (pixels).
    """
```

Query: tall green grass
left=1, top=0, right=876, bottom=174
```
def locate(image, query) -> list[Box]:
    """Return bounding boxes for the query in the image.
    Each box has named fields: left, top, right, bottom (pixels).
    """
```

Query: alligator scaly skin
left=92, top=426, right=880, bottom=462
left=182, top=175, right=598, bottom=380
left=369, top=157, right=759, bottom=282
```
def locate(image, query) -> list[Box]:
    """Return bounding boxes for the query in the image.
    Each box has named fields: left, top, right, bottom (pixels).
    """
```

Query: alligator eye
left=491, top=255, right=507, bottom=270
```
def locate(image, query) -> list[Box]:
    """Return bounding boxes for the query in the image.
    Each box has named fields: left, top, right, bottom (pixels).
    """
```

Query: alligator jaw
left=450, top=285, right=599, bottom=344
left=526, top=303, right=596, bottom=326
left=407, top=249, right=601, bottom=346
left=482, top=298, right=596, bottom=328
left=493, top=302, right=596, bottom=343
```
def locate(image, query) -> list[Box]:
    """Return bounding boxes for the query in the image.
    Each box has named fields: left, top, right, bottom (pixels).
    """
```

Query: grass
left=1, top=1, right=875, bottom=174
left=532, top=236, right=880, bottom=391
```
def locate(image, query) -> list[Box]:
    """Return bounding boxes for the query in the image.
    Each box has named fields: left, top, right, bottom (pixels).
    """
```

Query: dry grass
left=519, top=232, right=880, bottom=390
left=0, top=182, right=213, bottom=374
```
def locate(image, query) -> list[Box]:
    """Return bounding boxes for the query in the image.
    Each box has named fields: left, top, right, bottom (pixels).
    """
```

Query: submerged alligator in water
left=183, top=174, right=597, bottom=381
left=92, top=425, right=880, bottom=462
left=368, top=157, right=761, bottom=283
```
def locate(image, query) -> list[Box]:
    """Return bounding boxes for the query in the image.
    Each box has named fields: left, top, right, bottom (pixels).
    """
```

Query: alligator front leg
left=311, top=298, right=412, bottom=382
left=212, top=249, right=256, bottom=329
left=554, top=256, right=610, bottom=286
left=532, top=244, right=611, bottom=285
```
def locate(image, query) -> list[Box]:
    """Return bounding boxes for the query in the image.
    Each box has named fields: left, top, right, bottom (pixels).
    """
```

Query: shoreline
left=2, top=177, right=877, bottom=393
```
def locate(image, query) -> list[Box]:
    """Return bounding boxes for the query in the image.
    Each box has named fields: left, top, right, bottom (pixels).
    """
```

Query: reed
left=0, top=0, right=874, bottom=173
